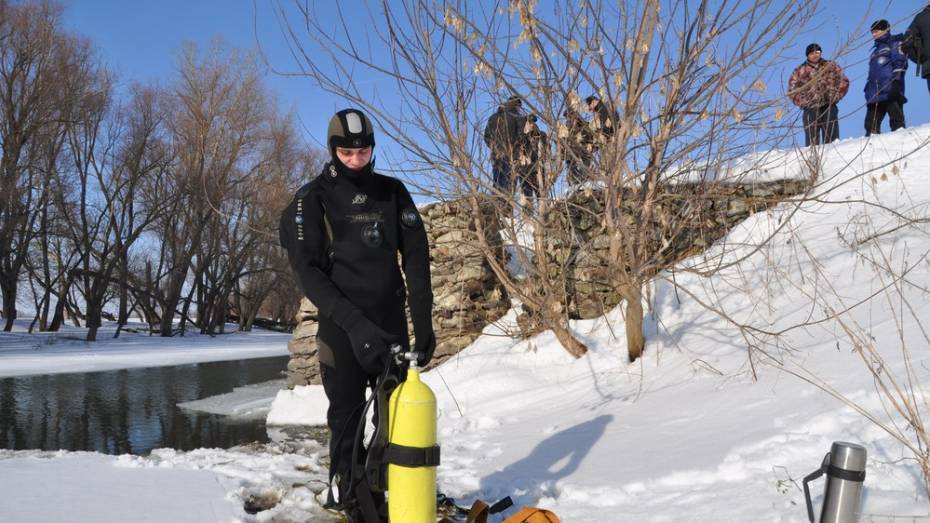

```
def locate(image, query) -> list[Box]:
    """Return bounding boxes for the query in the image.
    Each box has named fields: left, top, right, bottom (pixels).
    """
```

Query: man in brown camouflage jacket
left=788, top=43, right=850, bottom=146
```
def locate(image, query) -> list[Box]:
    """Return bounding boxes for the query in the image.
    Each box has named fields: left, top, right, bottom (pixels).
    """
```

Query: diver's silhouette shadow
left=479, top=414, right=613, bottom=499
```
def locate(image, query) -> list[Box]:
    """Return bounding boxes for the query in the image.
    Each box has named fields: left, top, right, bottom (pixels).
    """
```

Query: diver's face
left=336, top=146, right=373, bottom=170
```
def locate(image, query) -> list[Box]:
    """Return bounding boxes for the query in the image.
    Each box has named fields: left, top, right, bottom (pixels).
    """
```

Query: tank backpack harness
left=340, top=348, right=442, bottom=523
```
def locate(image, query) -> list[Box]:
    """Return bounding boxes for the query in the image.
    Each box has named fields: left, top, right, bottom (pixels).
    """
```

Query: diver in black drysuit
left=279, top=108, right=434, bottom=522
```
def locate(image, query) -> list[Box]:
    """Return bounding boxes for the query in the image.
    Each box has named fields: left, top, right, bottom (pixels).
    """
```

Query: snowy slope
left=423, top=128, right=930, bottom=521
left=2, top=127, right=930, bottom=521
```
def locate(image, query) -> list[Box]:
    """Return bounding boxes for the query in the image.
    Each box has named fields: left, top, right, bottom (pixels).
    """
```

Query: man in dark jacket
left=483, top=95, right=527, bottom=197
left=865, top=19, right=908, bottom=135
left=279, top=108, right=434, bottom=523
left=788, top=43, right=849, bottom=146
left=560, top=107, right=596, bottom=186
left=585, top=95, right=619, bottom=140
left=905, top=4, right=930, bottom=92
left=515, top=114, right=547, bottom=211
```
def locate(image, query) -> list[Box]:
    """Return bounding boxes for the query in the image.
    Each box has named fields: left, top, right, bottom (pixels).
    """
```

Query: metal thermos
left=802, top=441, right=867, bottom=523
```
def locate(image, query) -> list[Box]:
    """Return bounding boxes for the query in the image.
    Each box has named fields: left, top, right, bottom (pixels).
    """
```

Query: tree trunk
left=623, top=284, right=645, bottom=362
left=64, top=292, right=82, bottom=328
left=1, top=277, right=17, bottom=331
left=159, top=271, right=185, bottom=337
left=551, top=317, right=587, bottom=358
left=49, top=294, right=65, bottom=332
left=115, top=255, right=129, bottom=337
left=86, top=305, right=100, bottom=341
left=38, top=208, right=51, bottom=331
left=85, top=291, right=102, bottom=342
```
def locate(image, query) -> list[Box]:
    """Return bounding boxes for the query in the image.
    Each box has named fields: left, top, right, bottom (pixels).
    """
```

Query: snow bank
left=179, top=380, right=288, bottom=419
left=266, top=385, right=329, bottom=426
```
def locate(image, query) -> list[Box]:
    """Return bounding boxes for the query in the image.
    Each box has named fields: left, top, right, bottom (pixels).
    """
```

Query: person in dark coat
left=788, top=43, right=849, bottom=146
left=279, top=108, right=434, bottom=523
left=585, top=95, right=619, bottom=140
left=483, top=95, right=527, bottom=197
left=515, top=114, right=548, bottom=211
left=865, top=19, right=908, bottom=135
left=559, top=107, right=595, bottom=186
left=905, top=3, right=930, bottom=92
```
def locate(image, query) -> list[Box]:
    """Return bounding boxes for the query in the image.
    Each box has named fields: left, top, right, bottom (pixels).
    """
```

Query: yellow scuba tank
left=386, top=353, right=439, bottom=522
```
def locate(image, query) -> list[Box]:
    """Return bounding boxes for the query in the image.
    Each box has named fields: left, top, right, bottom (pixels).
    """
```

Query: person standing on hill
left=865, top=19, right=908, bottom=135
left=559, top=107, right=596, bottom=186
left=515, top=114, right=547, bottom=212
left=483, top=95, right=527, bottom=204
left=279, top=108, right=435, bottom=522
left=904, top=4, right=930, bottom=93
left=584, top=95, right=620, bottom=141
left=787, top=43, right=849, bottom=146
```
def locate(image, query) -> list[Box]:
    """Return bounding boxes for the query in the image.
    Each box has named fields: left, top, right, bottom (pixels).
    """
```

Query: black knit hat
left=805, top=43, right=822, bottom=56
left=871, top=19, right=890, bottom=32
left=502, top=94, right=522, bottom=109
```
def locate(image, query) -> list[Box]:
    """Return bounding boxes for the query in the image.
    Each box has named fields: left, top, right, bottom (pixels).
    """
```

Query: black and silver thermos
left=803, top=441, right=867, bottom=523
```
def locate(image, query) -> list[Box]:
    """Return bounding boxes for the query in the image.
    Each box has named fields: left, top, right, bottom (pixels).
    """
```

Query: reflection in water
left=0, top=356, right=288, bottom=455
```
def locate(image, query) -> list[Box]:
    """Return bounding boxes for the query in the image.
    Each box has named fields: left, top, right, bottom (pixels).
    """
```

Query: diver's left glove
left=415, top=330, right=436, bottom=367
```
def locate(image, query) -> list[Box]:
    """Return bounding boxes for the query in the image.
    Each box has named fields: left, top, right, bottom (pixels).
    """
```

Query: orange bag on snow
left=501, top=506, right=560, bottom=523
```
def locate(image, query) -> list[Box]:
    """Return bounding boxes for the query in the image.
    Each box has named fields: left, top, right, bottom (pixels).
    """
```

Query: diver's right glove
left=340, top=309, right=399, bottom=375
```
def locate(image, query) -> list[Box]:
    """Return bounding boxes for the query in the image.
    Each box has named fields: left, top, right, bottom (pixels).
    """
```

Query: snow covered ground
left=3, top=127, right=930, bottom=521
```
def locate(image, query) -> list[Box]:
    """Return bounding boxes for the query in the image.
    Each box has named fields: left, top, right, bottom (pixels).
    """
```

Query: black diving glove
left=341, top=310, right=399, bottom=375
left=415, top=331, right=436, bottom=367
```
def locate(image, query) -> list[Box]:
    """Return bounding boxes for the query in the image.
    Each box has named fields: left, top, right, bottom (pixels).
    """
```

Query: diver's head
left=327, top=108, right=375, bottom=171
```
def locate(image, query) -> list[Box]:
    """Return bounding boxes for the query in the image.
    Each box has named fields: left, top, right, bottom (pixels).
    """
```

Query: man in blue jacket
left=865, top=19, right=908, bottom=135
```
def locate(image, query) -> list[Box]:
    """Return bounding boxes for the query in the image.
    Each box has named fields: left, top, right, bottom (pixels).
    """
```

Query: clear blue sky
left=62, top=0, right=342, bottom=152
left=61, top=1, right=930, bottom=173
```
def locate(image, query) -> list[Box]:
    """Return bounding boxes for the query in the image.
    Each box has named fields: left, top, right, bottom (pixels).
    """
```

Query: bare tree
left=233, top=113, right=322, bottom=332
left=134, top=40, right=316, bottom=337
left=58, top=79, right=175, bottom=342
left=274, top=0, right=820, bottom=360
left=143, top=41, right=270, bottom=336
left=0, top=0, right=81, bottom=331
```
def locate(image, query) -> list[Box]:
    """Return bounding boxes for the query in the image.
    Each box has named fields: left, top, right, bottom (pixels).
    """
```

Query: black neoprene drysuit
left=279, top=160, right=433, bottom=521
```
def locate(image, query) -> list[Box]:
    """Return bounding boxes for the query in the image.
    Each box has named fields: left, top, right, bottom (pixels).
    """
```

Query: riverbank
left=0, top=320, right=289, bottom=378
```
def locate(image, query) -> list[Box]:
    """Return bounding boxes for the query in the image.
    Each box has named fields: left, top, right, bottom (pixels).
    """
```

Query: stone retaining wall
left=286, top=180, right=808, bottom=387
left=556, top=180, right=810, bottom=318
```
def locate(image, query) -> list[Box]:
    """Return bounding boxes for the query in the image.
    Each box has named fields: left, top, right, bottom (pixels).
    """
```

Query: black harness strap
left=383, top=443, right=441, bottom=467
left=353, top=463, right=382, bottom=523
left=437, top=494, right=513, bottom=521
left=364, top=370, right=398, bottom=493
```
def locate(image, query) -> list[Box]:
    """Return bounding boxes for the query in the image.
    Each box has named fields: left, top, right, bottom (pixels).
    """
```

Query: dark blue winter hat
left=805, top=43, right=822, bottom=56
left=871, top=19, right=890, bottom=32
